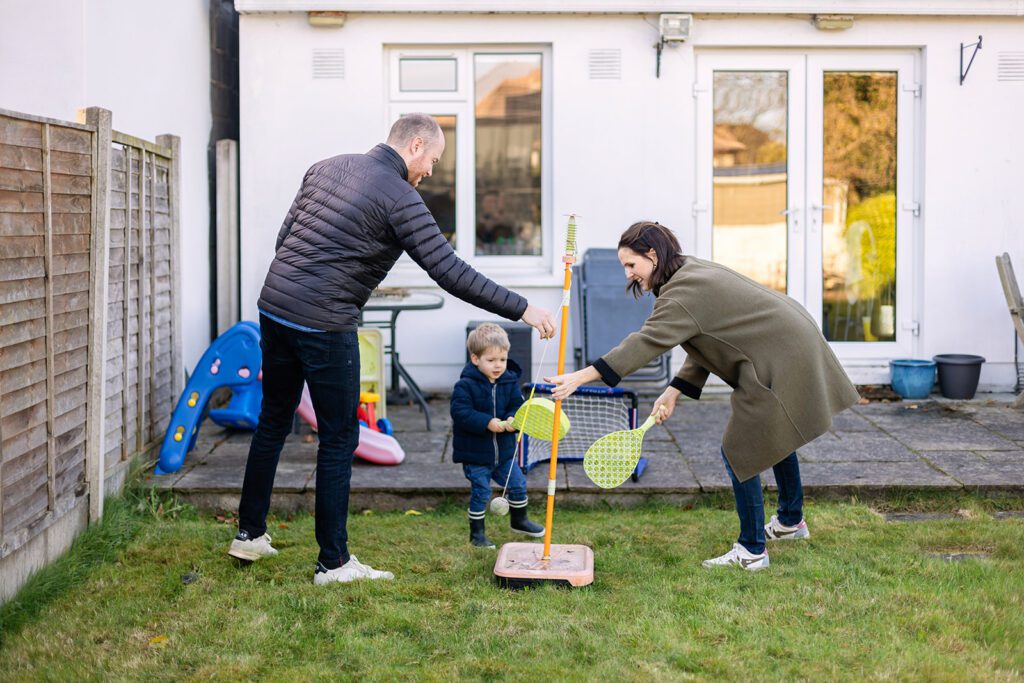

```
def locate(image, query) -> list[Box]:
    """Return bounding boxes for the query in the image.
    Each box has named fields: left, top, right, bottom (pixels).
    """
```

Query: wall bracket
left=960, top=35, right=982, bottom=85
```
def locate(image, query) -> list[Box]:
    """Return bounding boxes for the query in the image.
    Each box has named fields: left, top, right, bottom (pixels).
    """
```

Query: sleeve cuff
left=593, top=358, right=621, bottom=387
left=670, top=377, right=702, bottom=400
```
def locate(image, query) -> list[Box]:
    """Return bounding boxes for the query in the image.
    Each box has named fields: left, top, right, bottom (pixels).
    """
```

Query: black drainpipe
left=208, top=0, right=240, bottom=341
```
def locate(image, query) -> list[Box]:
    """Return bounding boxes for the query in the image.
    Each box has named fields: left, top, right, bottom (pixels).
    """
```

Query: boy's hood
left=459, top=358, right=523, bottom=385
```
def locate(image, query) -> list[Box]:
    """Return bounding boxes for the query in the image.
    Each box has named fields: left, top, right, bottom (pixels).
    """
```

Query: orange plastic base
left=493, top=542, right=594, bottom=588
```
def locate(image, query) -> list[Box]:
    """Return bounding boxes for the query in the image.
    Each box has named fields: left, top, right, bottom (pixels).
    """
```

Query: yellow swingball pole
left=493, top=215, right=595, bottom=588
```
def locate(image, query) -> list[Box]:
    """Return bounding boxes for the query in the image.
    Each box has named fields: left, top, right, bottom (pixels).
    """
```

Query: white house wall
left=238, top=11, right=1024, bottom=393
left=0, top=0, right=213, bottom=371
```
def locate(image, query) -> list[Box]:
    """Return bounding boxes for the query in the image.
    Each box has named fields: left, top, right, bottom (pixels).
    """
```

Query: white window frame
left=383, top=45, right=554, bottom=287
left=695, top=49, right=921, bottom=362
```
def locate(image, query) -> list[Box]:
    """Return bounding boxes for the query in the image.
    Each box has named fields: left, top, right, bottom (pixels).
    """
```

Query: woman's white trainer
left=702, top=543, right=770, bottom=571
left=764, top=515, right=810, bottom=541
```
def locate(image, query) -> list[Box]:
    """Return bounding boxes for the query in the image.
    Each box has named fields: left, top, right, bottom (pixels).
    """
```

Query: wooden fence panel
left=0, top=107, right=181, bottom=560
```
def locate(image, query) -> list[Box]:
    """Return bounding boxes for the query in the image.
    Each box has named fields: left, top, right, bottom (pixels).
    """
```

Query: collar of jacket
left=367, top=143, right=409, bottom=182
left=459, top=359, right=523, bottom=386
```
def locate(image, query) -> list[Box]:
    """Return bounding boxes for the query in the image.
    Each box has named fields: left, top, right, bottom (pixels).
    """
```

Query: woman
left=547, top=221, right=859, bottom=571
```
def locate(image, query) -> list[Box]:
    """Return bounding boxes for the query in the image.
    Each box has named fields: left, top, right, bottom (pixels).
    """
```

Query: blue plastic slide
left=154, top=321, right=262, bottom=475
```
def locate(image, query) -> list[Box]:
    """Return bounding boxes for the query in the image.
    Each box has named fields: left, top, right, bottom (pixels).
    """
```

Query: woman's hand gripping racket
left=583, top=406, right=665, bottom=489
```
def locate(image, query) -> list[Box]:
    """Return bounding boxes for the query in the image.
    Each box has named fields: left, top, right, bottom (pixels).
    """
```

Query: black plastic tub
left=932, top=354, right=986, bottom=400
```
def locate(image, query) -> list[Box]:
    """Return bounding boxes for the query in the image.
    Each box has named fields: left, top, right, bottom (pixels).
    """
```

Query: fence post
left=215, top=139, right=239, bottom=335
left=156, top=134, right=184, bottom=401
left=80, top=107, right=112, bottom=523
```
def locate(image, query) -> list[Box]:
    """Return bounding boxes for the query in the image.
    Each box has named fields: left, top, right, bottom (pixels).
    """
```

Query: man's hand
left=652, top=387, right=681, bottom=424
left=521, top=304, right=556, bottom=339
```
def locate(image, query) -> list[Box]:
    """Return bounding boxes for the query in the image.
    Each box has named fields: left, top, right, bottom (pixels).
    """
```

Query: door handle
left=780, top=207, right=800, bottom=234
left=809, top=204, right=832, bottom=233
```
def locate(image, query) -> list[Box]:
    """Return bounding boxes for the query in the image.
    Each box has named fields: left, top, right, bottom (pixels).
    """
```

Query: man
left=228, top=114, right=556, bottom=585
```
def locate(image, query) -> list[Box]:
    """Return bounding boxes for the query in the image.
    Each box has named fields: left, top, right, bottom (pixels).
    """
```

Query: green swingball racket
left=583, top=406, right=665, bottom=489
left=510, top=397, right=570, bottom=442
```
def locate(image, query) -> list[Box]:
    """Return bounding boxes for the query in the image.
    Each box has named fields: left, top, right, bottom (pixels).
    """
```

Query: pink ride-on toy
left=296, top=386, right=405, bottom=465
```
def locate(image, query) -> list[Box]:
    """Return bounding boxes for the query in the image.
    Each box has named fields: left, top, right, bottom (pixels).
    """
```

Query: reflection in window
left=419, top=115, right=457, bottom=246
left=712, top=71, right=789, bottom=293
left=821, top=72, right=897, bottom=343
left=474, top=54, right=542, bottom=256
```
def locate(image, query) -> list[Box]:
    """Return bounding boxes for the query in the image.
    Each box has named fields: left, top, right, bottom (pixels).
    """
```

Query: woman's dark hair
left=618, top=221, right=686, bottom=297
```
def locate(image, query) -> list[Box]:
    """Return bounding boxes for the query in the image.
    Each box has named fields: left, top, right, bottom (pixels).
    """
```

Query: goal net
left=520, top=384, right=637, bottom=471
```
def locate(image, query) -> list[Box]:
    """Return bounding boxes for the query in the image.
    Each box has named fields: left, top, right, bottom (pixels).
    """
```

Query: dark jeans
left=463, top=460, right=528, bottom=514
left=238, top=314, right=360, bottom=569
left=720, top=448, right=804, bottom=555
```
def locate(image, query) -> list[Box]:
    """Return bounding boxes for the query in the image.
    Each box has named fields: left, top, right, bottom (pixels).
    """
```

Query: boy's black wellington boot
left=509, top=506, right=545, bottom=537
left=469, top=518, right=496, bottom=549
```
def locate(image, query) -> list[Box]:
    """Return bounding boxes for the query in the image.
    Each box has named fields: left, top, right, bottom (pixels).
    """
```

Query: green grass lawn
left=2, top=487, right=1023, bottom=681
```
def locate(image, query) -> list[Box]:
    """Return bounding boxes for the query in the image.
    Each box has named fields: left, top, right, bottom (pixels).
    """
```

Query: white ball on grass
left=489, top=496, right=510, bottom=516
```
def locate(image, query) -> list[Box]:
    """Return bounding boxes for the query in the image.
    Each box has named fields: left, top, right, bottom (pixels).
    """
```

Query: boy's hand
left=503, top=417, right=518, bottom=432
left=487, top=418, right=507, bottom=433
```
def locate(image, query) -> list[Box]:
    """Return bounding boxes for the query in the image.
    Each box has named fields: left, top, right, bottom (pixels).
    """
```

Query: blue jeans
left=721, top=448, right=804, bottom=555
left=238, top=315, right=360, bottom=569
left=463, top=460, right=528, bottom=514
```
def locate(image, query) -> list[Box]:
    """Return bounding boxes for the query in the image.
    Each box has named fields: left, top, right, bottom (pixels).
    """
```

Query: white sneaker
left=228, top=531, right=278, bottom=562
left=313, top=556, right=395, bottom=585
left=702, top=543, right=769, bottom=571
left=764, top=515, right=810, bottom=541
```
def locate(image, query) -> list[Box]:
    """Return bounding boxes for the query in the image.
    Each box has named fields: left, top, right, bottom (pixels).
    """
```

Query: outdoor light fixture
left=659, top=13, right=691, bottom=42
left=307, top=11, right=346, bottom=28
left=655, top=13, right=691, bottom=78
left=813, top=14, right=854, bottom=30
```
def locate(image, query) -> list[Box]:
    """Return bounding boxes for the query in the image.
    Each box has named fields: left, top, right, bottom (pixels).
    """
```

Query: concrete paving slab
left=887, top=422, right=1017, bottom=451
left=852, top=402, right=961, bottom=428
left=682, top=453, right=732, bottom=491
left=799, top=431, right=917, bottom=462
left=882, top=512, right=962, bottom=522
left=176, top=456, right=313, bottom=493
left=560, top=452, right=699, bottom=493
left=797, top=460, right=960, bottom=490
left=921, top=451, right=1024, bottom=489
left=829, top=410, right=877, bottom=432
left=963, top=408, right=1024, bottom=441
left=345, top=461, right=467, bottom=492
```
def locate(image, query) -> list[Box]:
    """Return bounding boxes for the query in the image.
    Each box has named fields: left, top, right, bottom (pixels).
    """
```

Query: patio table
left=360, top=292, right=444, bottom=430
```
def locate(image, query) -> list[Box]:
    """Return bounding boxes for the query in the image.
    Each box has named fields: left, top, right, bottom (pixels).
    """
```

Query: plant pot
left=932, top=354, right=986, bottom=400
left=889, top=359, right=936, bottom=399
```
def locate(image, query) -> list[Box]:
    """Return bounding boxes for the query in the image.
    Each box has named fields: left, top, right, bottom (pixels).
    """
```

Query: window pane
left=400, top=58, right=457, bottom=92
left=821, top=72, right=897, bottom=343
left=419, top=115, right=457, bottom=246
left=712, top=71, right=789, bottom=293
left=474, top=53, right=542, bottom=256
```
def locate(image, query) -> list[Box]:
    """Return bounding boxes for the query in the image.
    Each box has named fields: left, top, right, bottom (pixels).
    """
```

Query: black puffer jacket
left=257, top=144, right=528, bottom=331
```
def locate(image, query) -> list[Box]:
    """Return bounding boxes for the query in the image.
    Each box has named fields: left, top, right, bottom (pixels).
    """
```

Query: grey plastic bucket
left=932, top=354, right=986, bottom=400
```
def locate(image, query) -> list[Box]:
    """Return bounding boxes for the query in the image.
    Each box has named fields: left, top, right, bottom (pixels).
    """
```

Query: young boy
left=451, top=323, right=545, bottom=548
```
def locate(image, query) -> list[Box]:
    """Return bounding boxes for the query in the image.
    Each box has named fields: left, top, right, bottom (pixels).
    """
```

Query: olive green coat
left=598, top=256, right=859, bottom=482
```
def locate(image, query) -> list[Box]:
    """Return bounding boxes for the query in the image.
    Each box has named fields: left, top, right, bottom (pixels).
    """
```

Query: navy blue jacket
left=450, top=360, right=525, bottom=466
left=257, top=144, right=528, bottom=331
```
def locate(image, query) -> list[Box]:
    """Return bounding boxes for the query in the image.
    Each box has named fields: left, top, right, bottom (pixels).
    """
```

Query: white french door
left=696, top=51, right=919, bottom=361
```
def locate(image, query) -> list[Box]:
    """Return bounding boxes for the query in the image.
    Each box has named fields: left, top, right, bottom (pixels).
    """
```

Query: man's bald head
left=386, top=114, right=445, bottom=188
left=386, top=113, right=442, bottom=148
